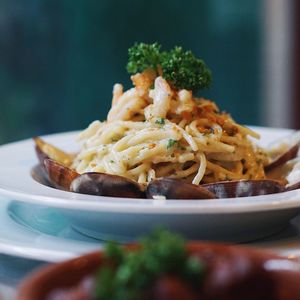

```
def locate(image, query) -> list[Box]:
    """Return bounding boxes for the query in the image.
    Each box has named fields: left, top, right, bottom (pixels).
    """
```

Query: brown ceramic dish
left=18, top=242, right=300, bottom=300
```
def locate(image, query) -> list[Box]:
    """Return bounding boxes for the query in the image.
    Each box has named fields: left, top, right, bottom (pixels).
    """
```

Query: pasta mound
left=72, top=71, right=267, bottom=187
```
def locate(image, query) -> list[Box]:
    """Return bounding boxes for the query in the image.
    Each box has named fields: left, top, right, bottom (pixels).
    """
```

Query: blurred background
left=0, top=0, right=299, bottom=144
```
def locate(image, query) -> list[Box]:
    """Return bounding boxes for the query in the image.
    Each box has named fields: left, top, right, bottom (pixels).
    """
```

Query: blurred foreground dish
left=18, top=230, right=300, bottom=300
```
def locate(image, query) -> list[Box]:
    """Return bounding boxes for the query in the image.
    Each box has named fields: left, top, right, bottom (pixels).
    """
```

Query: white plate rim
left=0, top=127, right=299, bottom=215
left=0, top=198, right=102, bottom=262
left=1, top=197, right=300, bottom=262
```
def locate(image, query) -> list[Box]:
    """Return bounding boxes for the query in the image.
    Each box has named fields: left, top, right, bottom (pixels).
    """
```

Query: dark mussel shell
left=44, top=158, right=79, bottom=191
left=265, top=142, right=300, bottom=172
left=202, top=179, right=285, bottom=199
left=70, top=172, right=145, bottom=198
left=146, top=178, right=216, bottom=199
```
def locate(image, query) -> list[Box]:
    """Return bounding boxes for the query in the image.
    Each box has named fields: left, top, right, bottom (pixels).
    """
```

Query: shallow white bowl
left=0, top=127, right=299, bottom=242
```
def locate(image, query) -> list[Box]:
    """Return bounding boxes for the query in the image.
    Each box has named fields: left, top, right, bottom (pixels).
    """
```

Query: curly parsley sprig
left=126, top=42, right=161, bottom=74
left=94, top=229, right=205, bottom=300
left=126, top=42, right=212, bottom=93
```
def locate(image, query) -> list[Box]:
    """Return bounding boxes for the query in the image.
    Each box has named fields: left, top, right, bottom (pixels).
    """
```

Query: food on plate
left=18, top=230, right=300, bottom=300
left=34, top=43, right=300, bottom=199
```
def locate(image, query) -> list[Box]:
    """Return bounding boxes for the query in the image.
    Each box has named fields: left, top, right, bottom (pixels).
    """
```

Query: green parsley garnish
left=167, top=139, right=178, bottom=149
left=110, top=160, right=115, bottom=163
left=94, top=229, right=205, bottom=300
left=126, top=42, right=212, bottom=93
left=127, top=42, right=161, bottom=74
left=155, top=117, right=165, bottom=125
left=161, top=46, right=211, bottom=92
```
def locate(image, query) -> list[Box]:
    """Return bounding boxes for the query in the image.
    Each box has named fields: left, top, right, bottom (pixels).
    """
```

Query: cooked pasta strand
left=72, top=75, right=267, bottom=185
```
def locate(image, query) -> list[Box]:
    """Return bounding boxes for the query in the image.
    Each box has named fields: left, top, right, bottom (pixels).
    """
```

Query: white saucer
left=2, top=195, right=300, bottom=262
left=0, top=197, right=102, bottom=262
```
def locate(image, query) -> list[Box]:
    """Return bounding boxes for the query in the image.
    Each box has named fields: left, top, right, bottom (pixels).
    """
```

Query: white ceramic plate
left=0, top=127, right=300, bottom=242
left=2, top=196, right=300, bottom=262
left=0, top=197, right=102, bottom=262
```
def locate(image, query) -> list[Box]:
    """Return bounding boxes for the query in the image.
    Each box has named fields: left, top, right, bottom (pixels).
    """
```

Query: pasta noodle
left=72, top=74, right=268, bottom=187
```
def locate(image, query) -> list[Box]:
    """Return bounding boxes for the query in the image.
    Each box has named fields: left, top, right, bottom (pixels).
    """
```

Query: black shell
left=70, top=172, right=145, bottom=198
left=202, top=179, right=284, bottom=198
left=146, top=178, right=216, bottom=199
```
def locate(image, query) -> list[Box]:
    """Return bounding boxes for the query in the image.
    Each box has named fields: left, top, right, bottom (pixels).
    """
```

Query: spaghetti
left=72, top=74, right=268, bottom=187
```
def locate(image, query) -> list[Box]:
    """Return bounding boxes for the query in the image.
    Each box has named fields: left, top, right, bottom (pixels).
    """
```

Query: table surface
left=0, top=254, right=46, bottom=300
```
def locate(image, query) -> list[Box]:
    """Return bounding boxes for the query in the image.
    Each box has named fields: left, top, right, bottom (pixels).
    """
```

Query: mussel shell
left=146, top=178, right=216, bottom=200
left=202, top=179, right=284, bottom=198
left=35, top=144, right=49, bottom=165
left=285, top=181, right=300, bottom=192
left=265, top=142, right=300, bottom=172
left=35, top=145, right=50, bottom=176
left=44, top=159, right=79, bottom=191
left=70, top=172, right=145, bottom=198
left=33, top=136, right=74, bottom=167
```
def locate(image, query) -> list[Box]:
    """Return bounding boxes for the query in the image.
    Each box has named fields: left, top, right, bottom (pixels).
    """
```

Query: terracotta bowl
left=17, top=243, right=300, bottom=300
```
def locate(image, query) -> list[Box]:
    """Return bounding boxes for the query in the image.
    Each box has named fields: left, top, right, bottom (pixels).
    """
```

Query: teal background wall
left=0, top=0, right=262, bottom=144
